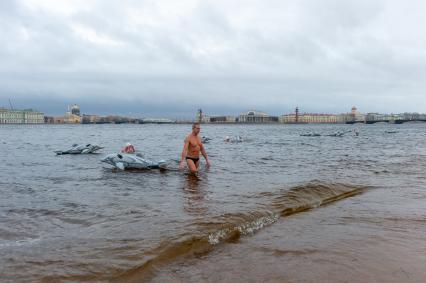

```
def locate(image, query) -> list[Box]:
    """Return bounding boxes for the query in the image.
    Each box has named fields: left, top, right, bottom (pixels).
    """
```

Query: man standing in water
left=179, top=123, right=210, bottom=174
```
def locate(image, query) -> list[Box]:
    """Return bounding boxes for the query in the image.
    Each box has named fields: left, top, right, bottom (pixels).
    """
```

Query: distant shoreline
left=2, top=121, right=425, bottom=126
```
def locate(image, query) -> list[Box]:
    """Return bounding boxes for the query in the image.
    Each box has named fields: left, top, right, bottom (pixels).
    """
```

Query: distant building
left=208, top=116, right=236, bottom=123
left=238, top=110, right=278, bottom=123
left=200, top=115, right=211, bottom=123
left=44, top=116, right=55, bottom=123
left=392, top=114, right=405, bottom=121
left=0, top=108, right=44, bottom=124
left=82, top=114, right=101, bottom=124
left=53, top=116, right=65, bottom=124
left=347, top=106, right=365, bottom=123
left=280, top=114, right=295, bottom=123
left=280, top=107, right=360, bottom=124
left=63, top=104, right=82, bottom=123
left=196, top=109, right=236, bottom=123
left=402, top=112, right=426, bottom=121
left=64, top=113, right=82, bottom=124
left=280, top=113, right=341, bottom=123
left=365, top=113, right=394, bottom=122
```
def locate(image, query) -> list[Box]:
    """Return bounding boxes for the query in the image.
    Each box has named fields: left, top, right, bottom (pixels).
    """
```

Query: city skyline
left=1, top=1, right=426, bottom=116
left=2, top=103, right=425, bottom=125
left=2, top=99, right=426, bottom=120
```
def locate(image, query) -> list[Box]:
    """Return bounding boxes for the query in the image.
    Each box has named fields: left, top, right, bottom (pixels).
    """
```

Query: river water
left=0, top=123, right=425, bottom=282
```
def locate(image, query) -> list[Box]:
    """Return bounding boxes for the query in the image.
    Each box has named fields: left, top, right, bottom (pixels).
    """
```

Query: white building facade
left=0, top=108, right=44, bottom=124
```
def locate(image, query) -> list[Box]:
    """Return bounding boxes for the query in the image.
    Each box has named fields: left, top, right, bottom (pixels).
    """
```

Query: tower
left=196, top=108, right=203, bottom=123
left=295, top=106, right=299, bottom=123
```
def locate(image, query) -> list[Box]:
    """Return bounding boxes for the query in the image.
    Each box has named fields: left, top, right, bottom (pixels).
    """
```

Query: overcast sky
left=0, top=0, right=425, bottom=117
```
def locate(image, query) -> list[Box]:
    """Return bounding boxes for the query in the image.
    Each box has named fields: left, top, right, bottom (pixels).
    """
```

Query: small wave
left=112, top=181, right=366, bottom=282
left=111, top=236, right=213, bottom=283
left=260, top=156, right=276, bottom=161
left=270, top=182, right=366, bottom=216
left=300, top=142, right=317, bottom=147
left=208, top=212, right=279, bottom=245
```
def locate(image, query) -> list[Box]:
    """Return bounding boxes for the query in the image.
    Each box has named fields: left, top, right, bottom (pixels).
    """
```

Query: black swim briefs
left=185, top=156, right=200, bottom=162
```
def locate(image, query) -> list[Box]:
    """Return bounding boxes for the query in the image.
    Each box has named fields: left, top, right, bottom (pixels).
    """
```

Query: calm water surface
left=1, top=123, right=426, bottom=282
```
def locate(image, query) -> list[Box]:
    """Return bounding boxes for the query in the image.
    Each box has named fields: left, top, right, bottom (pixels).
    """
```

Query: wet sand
left=148, top=186, right=426, bottom=283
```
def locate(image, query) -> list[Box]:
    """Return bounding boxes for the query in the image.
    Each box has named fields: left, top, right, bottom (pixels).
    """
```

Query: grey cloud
left=1, top=0, right=425, bottom=116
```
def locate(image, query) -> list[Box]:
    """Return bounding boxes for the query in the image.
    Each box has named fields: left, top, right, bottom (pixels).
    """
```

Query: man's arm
left=179, top=137, right=189, bottom=169
left=200, top=143, right=210, bottom=167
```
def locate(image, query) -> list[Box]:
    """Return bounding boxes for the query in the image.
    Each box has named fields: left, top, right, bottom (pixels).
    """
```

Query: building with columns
left=0, top=108, right=44, bottom=124
left=238, top=110, right=279, bottom=123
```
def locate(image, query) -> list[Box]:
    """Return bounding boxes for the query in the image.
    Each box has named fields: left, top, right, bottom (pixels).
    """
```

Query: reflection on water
left=182, top=174, right=208, bottom=215
left=1, top=123, right=426, bottom=282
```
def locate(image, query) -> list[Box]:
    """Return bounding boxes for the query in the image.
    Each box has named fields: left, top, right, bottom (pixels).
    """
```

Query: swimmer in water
left=179, top=123, right=210, bottom=174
